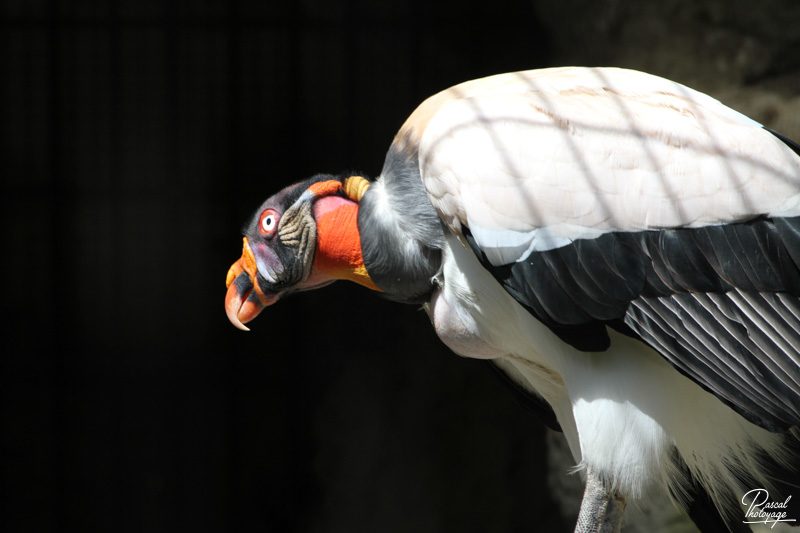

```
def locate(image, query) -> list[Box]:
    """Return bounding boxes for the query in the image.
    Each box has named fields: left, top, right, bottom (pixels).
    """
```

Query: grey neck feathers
left=358, top=145, right=444, bottom=304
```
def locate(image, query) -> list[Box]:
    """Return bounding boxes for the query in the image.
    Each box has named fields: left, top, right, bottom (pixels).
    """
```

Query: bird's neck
left=356, top=163, right=445, bottom=303
left=312, top=195, right=381, bottom=291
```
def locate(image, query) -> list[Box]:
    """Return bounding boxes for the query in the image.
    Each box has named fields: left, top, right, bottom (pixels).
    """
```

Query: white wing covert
left=420, top=67, right=800, bottom=265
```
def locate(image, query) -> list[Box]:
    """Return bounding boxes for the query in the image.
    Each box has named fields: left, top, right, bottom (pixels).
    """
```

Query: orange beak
left=224, top=237, right=277, bottom=331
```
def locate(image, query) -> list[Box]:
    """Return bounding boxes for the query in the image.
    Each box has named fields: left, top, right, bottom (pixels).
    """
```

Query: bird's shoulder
left=414, top=68, right=800, bottom=266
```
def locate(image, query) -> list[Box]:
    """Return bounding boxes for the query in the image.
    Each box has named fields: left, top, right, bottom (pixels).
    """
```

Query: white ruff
left=428, top=234, right=792, bottom=517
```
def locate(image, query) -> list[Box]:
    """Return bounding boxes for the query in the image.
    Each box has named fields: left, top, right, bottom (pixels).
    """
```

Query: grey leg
left=575, top=468, right=626, bottom=533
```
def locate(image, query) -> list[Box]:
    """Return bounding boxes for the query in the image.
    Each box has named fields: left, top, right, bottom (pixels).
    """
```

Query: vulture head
left=224, top=174, right=377, bottom=330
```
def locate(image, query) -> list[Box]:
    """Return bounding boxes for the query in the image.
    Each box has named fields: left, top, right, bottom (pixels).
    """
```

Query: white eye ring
left=261, top=214, right=276, bottom=233
left=259, top=209, right=279, bottom=236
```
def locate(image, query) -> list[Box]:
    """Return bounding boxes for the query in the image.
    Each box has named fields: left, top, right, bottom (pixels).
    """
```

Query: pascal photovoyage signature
left=742, top=488, right=795, bottom=528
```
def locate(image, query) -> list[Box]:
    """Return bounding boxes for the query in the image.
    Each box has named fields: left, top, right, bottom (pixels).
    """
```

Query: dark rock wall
left=538, top=0, right=800, bottom=137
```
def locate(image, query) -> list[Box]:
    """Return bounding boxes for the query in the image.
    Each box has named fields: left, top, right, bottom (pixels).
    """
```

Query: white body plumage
left=369, top=66, right=800, bottom=520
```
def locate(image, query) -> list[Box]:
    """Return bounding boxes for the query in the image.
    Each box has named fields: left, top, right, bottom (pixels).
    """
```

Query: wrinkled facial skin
left=225, top=175, right=337, bottom=330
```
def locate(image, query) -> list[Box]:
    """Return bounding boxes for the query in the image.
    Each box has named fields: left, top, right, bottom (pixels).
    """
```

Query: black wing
left=465, top=214, right=800, bottom=433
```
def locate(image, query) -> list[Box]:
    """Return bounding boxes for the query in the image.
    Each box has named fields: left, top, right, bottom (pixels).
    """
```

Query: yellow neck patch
left=343, top=175, right=370, bottom=202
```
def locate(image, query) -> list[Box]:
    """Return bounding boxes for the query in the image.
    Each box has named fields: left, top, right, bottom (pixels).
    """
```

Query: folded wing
left=418, top=67, right=800, bottom=432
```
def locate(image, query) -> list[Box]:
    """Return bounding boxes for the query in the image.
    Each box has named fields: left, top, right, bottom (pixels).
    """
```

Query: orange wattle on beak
left=224, top=238, right=276, bottom=331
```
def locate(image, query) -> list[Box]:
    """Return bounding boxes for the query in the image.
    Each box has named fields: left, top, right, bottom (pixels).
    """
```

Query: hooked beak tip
left=225, top=281, right=252, bottom=331
left=225, top=270, right=267, bottom=331
left=225, top=239, right=275, bottom=331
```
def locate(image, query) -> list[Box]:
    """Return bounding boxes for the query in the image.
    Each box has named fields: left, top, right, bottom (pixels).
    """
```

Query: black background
left=3, top=1, right=799, bottom=532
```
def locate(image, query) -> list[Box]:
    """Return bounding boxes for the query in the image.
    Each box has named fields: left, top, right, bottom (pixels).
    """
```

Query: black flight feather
left=464, top=216, right=800, bottom=432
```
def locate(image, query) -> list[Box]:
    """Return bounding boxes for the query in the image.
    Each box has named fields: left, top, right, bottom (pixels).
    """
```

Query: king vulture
left=224, top=67, right=800, bottom=532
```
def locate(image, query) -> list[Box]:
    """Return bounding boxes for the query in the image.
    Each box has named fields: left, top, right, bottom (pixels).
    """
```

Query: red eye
left=259, top=209, right=279, bottom=237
